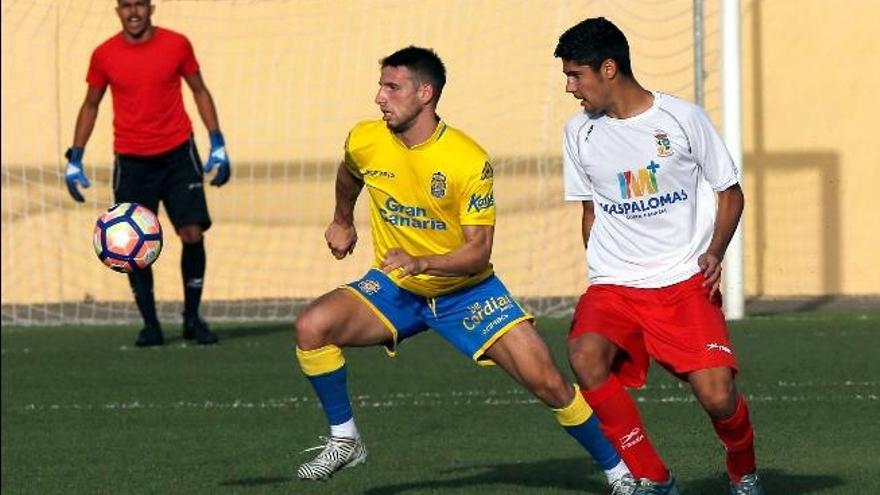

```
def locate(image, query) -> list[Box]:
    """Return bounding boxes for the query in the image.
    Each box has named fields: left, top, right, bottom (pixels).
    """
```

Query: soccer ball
left=92, top=203, right=163, bottom=273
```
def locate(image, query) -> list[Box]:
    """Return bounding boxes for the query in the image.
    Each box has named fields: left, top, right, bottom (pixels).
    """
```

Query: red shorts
left=569, top=273, right=738, bottom=388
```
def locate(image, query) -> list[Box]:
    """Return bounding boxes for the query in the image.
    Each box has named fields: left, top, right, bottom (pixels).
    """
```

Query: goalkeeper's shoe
left=729, top=473, right=765, bottom=495
left=183, top=315, right=218, bottom=345
left=632, top=472, right=680, bottom=495
left=609, top=473, right=637, bottom=495
left=297, top=435, right=367, bottom=480
left=135, top=326, right=164, bottom=347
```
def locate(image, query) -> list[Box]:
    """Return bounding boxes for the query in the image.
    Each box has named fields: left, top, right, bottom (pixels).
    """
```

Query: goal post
left=722, top=0, right=745, bottom=320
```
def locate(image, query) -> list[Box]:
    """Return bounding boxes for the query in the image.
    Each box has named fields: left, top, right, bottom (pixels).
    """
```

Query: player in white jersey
left=554, top=17, right=764, bottom=495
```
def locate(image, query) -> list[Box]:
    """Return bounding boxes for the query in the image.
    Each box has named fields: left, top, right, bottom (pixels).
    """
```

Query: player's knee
left=294, top=307, right=332, bottom=350
left=527, top=369, right=572, bottom=407
left=177, top=225, right=203, bottom=244
left=694, top=381, right=737, bottom=418
left=701, top=392, right=737, bottom=418
left=567, top=337, right=613, bottom=386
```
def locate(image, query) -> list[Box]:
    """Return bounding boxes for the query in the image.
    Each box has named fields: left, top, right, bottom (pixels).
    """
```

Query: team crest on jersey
left=654, top=130, right=674, bottom=157
left=358, top=279, right=381, bottom=295
left=480, top=162, right=494, bottom=180
left=430, top=172, right=447, bottom=198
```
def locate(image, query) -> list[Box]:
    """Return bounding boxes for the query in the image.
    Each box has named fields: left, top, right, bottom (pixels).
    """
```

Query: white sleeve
left=689, top=106, right=740, bottom=191
left=563, top=118, right=593, bottom=201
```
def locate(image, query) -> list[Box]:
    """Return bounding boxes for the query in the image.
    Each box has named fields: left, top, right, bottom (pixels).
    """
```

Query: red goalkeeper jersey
left=87, top=27, right=200, bottom=156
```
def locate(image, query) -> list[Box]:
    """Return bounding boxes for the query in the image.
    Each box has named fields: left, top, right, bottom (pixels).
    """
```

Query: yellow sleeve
left=459, top=160, right=495, bottom=226
left=343, top=130, right=363, bottom=179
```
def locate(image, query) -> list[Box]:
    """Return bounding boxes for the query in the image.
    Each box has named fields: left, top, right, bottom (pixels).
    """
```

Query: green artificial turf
left=3, top=310, right=878, bottom=494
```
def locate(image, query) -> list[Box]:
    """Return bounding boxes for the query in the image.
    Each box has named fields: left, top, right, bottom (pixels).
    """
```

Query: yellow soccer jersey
left=344, top=119, right=496, bottom=297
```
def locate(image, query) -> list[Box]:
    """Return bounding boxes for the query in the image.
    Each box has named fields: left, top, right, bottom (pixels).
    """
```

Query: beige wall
left=739, top=0, right=880, bottom=296
left=2, top=0, right=878, bottom=312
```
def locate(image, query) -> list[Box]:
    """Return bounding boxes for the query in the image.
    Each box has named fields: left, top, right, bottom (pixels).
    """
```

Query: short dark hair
left=381, top=46, right=447, bottom=101
left=554, top=17, right=633, bottom=77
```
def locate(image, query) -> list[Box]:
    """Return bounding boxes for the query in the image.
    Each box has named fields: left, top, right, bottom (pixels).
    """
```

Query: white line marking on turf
left=16, top=389, right=878, bottom=412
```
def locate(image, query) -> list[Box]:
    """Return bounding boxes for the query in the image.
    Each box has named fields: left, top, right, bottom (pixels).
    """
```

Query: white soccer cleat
left=609, top=473, right=638, bottom=495
left=297, top=435, right=367, bottom=480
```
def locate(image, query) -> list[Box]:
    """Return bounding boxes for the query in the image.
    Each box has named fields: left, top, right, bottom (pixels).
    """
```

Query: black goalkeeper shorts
left=113, top=137, right=212, bottom=232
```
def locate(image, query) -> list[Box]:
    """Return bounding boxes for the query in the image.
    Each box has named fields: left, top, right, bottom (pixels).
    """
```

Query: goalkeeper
left=64, top=0, right=229, bottom=347
left=293, top=45, right=635, bottom=494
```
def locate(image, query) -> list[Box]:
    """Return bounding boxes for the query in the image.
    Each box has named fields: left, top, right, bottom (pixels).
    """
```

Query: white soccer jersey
left=563, top=92, right=739, bottom=288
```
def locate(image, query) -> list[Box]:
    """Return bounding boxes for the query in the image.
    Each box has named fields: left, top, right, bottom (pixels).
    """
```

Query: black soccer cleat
left=135, top=326, right=165, bottom=347
left=183, top=316, right=219, bottom=345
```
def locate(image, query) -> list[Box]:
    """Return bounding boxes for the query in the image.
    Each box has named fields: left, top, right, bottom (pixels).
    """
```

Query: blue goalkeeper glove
left=64, top=146, right=90, bottom=203
left=204, top=130, right=230, bottom=187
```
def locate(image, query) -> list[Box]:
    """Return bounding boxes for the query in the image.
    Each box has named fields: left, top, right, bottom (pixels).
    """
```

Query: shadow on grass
left=157, top=323, right=291, bottom=346
left=362, top=463, right=844, bottom=495
left=683, top=468, right=842, bottom=495
left=746, top=295, right=843, bottom=316
left=215, top=323, right=291, bottom=341
left=218, top=475, right=290, bottom=487
left=365, top=457, right=605, bottom=494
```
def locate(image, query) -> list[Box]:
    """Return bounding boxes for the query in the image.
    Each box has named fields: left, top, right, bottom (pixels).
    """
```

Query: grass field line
left=13, top=389, right=878, bottom=412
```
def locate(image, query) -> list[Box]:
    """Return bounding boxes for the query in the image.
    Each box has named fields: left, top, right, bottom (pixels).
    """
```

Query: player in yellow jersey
left=293, top=46, right=634, bottom=493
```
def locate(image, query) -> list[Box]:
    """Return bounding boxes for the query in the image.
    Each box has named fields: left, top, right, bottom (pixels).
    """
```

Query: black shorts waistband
left=115, top=136, right=193, bottom=160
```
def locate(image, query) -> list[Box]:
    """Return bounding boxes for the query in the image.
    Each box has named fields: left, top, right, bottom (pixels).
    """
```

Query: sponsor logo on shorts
left=619, top=427, right=645, bottom=450
left=462, top=295, right=514, bottom=333
left=706, top=342, right=733, bottom=354
left=480, top=314, right=510, bottom=335
left=188, top=183, right=203, bottom=190
left=358, top=279, right=381, bottom=295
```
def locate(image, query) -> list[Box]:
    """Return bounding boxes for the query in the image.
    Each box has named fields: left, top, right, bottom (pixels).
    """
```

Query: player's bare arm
left=73, top=86, right=106, bottom=148
left=381, top=224, right=493, bottom=279
left=64, top=86, right=106, bottom=202
left=184, top=72, right=220, bottom=131
left=581, top=200, right=595, bottom=249
left=185, top=71, right=230, bottom=187
left=699, top=183, right=745, bottom=294
left=325, top=163, right=364, bottom=259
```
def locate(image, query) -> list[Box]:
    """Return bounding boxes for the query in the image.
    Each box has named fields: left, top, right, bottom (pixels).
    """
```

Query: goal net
left=1, top=0, right=723, bottom=325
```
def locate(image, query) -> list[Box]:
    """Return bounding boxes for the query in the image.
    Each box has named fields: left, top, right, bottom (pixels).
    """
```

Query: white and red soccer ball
left=92, top=203, right=163, bottom=273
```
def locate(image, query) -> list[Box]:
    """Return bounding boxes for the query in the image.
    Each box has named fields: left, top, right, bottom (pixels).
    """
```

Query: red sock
left=582, top=375, right=668, bottom=482
left=711, top=394, right=756, bottom=482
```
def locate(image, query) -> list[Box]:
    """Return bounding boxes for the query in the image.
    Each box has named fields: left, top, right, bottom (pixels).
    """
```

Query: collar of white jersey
left=602, top=91, right=662, bottom=126
left=392, top=120, right=448, bottom=150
